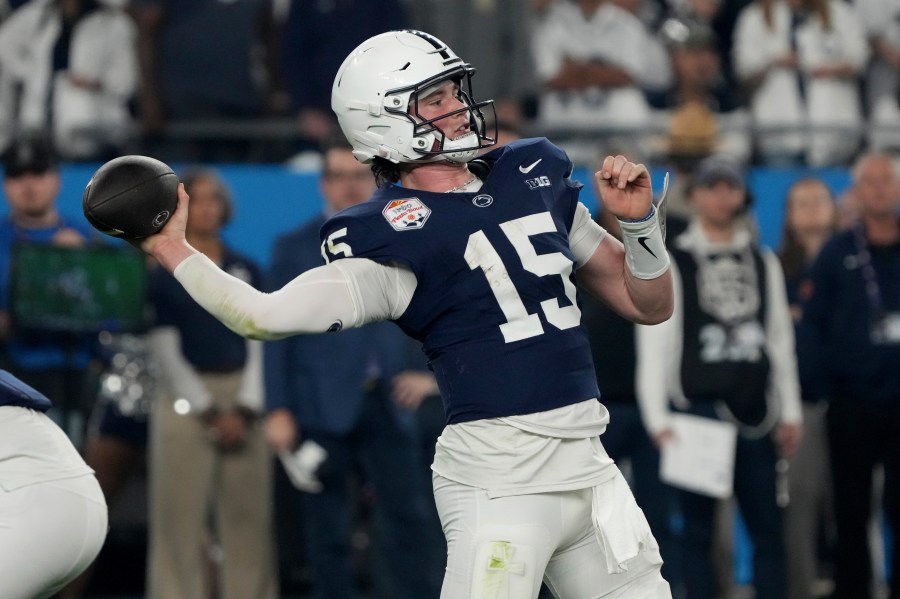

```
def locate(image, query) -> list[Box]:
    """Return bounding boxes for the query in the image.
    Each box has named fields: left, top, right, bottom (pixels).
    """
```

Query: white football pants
left=434, top=472, right=672, bottom=599
left=0, top=474, right=108, bottom=599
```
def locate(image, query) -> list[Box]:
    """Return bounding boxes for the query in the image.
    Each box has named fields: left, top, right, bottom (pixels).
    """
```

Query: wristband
left=617, top=205, right=670, bottom=280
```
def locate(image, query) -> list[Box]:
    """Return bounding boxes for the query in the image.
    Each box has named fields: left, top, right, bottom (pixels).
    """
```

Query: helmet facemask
left=388, top=67, right=497, bottom=164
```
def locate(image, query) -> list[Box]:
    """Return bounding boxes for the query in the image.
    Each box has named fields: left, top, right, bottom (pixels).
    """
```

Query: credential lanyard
left=851, top=221, right=887, bottom=322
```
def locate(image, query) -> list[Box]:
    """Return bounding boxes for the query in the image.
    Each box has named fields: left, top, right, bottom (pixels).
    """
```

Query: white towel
left=591, top=473, right=661, bottom=574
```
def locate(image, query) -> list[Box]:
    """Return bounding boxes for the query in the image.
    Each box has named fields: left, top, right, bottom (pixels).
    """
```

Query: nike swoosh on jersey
left=519, top=159, right=542, bottom=173
left=637, top=236, right=657, bottom=258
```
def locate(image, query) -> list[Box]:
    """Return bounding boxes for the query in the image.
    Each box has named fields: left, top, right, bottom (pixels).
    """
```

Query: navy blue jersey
left=320, top=138, right=600, bottom=424
left=0, top=369, right=52, bottom=411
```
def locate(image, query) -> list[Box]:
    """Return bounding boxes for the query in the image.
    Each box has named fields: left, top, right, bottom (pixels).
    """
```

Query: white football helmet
left=331, top=30, right=496, bottom=165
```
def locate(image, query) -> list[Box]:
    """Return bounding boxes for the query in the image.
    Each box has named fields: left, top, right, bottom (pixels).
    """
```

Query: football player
left=0, top=371, right=108, bottom=599
left=140, top=30, right=674, bottom=599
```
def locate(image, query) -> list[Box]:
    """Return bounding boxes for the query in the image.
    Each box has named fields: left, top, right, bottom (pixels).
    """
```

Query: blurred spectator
left=132, top=0, right=283, bottom=162
left=797, top=151, right=900, bottom=599
left=836, top=185, right=861, bottom=230
left=145, top=168, right=276, bottom=599
left=610, top=0, right=673, bottom=93
left=662, top=0, right=754, bottom=92
left=263, top=138, right=440, bottom=599
left=655, top=102, right=717, bottom=231
left=733, top=0, right=869, bottom=167
left=0, top=135, right=97, bottom=448
left=854, top=0, right=900, bottom=151
left=387, top=367, right=446, bottom=596
left=611, top=0, right=667, bottom=27
left=279, top=0, right=408, bottom=149
left=649, top=18, right=751, bottom=166
left=0, top=0, right=138, bottom=160
left=777, top=177, right=838, bottom=599
left=637, top=156, right=803, bottom=599
left=531, top=0, right=670, bottom=163
left=57, top=332, right=155, bottom=599
left=408, top=0, right=537, bottom=127
left=778, top=178, right=839, bottom=321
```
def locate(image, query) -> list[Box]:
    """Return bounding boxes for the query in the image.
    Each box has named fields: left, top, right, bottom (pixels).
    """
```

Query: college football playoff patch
left=382, top=198, right=431, bottom=231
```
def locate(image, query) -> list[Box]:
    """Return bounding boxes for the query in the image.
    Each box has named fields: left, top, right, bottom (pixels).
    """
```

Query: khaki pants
left=147, top=372, right=277, bottom=599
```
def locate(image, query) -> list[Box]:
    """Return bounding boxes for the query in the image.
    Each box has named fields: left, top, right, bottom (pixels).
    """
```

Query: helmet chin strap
left=441, top=131, right=480, bottom=164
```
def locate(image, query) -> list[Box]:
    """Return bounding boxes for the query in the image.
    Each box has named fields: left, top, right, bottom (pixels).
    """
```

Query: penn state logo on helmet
left=383, top=198, right=431, bottom=231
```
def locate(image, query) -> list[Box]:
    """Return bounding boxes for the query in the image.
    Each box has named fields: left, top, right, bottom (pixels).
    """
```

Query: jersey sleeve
left=319, top=203, right=415, bottom=270
left=569, top=202, right=607, bottom=268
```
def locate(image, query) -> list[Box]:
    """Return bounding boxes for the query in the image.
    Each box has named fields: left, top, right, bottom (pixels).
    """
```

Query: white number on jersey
left=465, top=212, right=581, bottom=343
left=699, top=321, right=765, bottom=363
left=321, top=227, right=353, bottom=263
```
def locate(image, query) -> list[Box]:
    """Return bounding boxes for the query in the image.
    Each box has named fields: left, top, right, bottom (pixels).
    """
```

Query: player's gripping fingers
left=597, top=155, right=648, bottom=190
left=143, top=184, right=188, bottom=246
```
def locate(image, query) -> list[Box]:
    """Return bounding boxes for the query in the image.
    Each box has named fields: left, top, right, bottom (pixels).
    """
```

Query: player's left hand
left=595, top=155, right=653, bottom=221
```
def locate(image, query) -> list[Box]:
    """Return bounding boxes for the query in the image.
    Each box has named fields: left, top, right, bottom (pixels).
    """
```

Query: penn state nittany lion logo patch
left=383, top=198, right=431, bottom=231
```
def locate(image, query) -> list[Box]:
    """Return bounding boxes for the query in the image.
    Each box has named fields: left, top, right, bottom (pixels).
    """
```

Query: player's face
left=414, top=80, right=470, bottom=142
left=321, top=148, right=375, bottom=212
left=2, top=170, right=60, bottom=220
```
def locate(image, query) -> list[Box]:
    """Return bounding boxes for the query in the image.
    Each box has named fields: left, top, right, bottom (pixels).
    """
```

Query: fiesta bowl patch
left=383, top=198, right=431, bottom=231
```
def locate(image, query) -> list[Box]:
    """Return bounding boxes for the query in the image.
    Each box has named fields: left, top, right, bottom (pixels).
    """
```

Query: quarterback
left=141, top=30, right=674, bottom=599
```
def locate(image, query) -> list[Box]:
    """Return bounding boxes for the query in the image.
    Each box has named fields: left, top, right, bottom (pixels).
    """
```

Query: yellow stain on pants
left=482, top=541, right=525, bottom=599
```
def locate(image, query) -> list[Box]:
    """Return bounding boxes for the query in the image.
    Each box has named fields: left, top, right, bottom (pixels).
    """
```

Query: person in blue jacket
left=798, top=151, right=900, bottom=599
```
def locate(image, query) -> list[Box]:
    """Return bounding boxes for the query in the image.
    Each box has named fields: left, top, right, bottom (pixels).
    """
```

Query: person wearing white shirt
left=733, top=0, right=869, bottom=167
left=531, top=0, right=670, bottom=162
left=636, top=156, right=803, bottom=599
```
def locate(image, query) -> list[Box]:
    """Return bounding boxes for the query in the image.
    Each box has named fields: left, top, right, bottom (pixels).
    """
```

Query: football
left=83, top=155, right=179, bottom=239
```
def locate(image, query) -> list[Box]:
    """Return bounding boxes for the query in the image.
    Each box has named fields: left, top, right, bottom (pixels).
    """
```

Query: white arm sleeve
left=762, top=250, right=803, bottom=425
left=237, top=339, right=264, bottom=412
left=569, top=202, right=607, bottom=268
left=173, top=253, right=417, bottom=340
left=635, top=260, right=684, bottom=435
left=146, top=326, right=212, bottom=412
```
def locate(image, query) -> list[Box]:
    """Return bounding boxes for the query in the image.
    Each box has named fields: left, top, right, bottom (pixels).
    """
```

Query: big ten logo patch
left=525, top=176, right=551, bottom=190
left=383, top=198, right=432, bottom=231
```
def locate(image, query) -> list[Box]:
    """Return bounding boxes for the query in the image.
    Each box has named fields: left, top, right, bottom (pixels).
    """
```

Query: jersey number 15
left=465, top=212, right=581, bottom=343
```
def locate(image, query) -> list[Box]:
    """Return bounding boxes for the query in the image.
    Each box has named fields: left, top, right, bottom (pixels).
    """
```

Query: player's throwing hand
left=595, top=155, right=653, bottom=221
